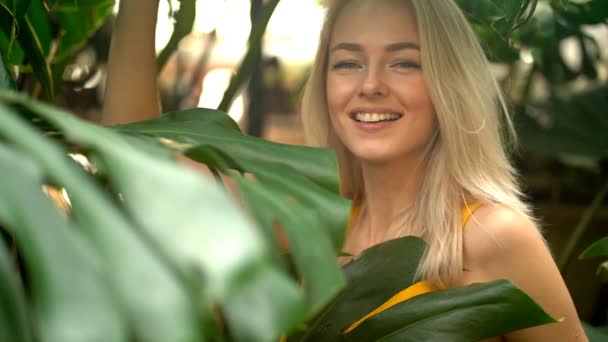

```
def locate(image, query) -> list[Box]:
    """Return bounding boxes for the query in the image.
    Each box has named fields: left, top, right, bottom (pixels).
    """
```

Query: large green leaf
left=0, top=95, right=202, bottom=342
left=293, top=237, right=426, bottom=341
left=295, top=237, right=556, bottom=342
left=0, top=144, right=125, bottom=342
left=343, top=280, right=557, bottom=341
left=0, top=233, right=33, bottom=342
left=0, top=91, right=311, bottom=342
left=112, top=108, right=342, bottom=206
left=114, top=108, right=350, bottom=315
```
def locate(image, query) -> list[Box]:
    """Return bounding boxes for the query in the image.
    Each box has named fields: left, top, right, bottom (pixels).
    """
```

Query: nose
left=359, top=66, right=388, bottom=98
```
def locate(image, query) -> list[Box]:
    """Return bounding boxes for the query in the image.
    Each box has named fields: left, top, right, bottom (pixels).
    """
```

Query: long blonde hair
left=301, top=0, right=534, bottom=286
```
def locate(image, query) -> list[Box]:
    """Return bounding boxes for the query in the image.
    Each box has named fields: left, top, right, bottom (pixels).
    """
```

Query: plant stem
left=558, top=177, right=608, bottom=272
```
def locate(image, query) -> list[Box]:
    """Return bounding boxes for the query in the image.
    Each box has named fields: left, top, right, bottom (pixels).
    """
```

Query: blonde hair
left=301, top=0, right=533, bottom=286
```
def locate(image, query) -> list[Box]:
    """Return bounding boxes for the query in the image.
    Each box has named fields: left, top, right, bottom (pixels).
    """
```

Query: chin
left=350, top=146, right=397, bottom=164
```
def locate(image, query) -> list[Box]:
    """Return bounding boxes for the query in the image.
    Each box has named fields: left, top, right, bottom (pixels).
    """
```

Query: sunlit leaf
left=0, top=144, right=126, bottom=342
left=0, top=93, right=202, bottom=342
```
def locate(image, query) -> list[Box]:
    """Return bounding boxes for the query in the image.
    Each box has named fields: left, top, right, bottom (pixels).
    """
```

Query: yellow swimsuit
left=342, top=202, right=482, bottom=333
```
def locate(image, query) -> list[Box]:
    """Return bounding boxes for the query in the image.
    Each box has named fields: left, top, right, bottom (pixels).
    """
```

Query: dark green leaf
left=51, top=0, right=114, bottom=63
left=580, top=236, right=608, bottom=259
left=0, top=28, right=25, bottom=65
left=344, top=280, right=557, bottom=341
left=20, top=0, right=54, bottom=98
left=295, top=237, right=426, bottom=342
left=561, top=0, right=608, bottom=26
left=46, top=0, right=112, bottom=9
left=297, top=237, right=555, bottom=342
left=0, top=232, right=33, bottom=342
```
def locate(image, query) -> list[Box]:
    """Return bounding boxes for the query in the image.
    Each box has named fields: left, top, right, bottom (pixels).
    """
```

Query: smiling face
left=326, top=0, right=436, bottom=165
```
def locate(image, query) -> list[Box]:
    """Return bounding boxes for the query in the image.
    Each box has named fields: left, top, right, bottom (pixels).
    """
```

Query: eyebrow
left=330, top=41, right=420, bottom=53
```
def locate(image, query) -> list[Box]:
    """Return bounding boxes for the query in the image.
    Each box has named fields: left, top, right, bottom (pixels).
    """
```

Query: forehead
left=330, top=0, right=418, bottom=47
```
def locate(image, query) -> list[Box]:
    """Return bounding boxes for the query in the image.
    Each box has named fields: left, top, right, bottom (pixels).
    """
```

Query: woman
left=301, top=0, right=586, bottom=340
left=102, top=0, right=587, bottom=340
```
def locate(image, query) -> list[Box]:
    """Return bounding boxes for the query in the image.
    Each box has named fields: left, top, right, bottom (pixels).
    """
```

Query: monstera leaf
left=0, top=89, right=351, bottom=341
left=290, top=237, right=557, bottom=342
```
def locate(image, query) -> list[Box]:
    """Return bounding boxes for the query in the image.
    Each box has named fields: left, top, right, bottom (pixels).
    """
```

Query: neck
left=360, top=153, right=426, bottom=239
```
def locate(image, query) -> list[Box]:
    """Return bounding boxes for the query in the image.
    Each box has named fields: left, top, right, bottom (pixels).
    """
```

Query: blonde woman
left=301, top=0, right=587, bottom=340
left=103, top=0, right=587, bottom=340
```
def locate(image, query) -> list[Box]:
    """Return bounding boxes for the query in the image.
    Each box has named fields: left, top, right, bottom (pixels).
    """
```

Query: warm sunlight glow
left=198, top=69, right=245, bottom=123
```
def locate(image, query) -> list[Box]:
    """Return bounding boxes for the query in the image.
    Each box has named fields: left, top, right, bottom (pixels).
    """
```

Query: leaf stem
left=558, top=177, right=608, bottom=272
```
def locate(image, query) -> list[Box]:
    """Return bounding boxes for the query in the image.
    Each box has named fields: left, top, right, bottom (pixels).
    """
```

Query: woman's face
left=326, top=0, right=436, bottom=164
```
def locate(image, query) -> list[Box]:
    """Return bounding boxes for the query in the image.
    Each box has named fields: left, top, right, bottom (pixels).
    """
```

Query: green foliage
left=0, top=0, right=113, bottom=99
left=291, top=237, right=556, bottom=342
left=0, top=89, right=350, bottom=341
left=581, top=237, right=608, bottom=260
left=0, top=90, right=558, bottom=341
left=0, top=50, right=14, bottom=89
left=0, top=1, right=601, bottom=340
left=583, top=322, right=608, bottom=342
left=0, top=236, right=33, bottom=342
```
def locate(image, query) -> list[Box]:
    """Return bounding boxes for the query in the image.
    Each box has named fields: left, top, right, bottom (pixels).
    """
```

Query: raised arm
left=101, top=0, right=161, bottom=125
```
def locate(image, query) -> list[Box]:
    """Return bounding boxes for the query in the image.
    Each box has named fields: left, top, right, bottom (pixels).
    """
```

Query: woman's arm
left=462, top=204, right=588, bottom=341
left=101, top=0, right=161, bottom=125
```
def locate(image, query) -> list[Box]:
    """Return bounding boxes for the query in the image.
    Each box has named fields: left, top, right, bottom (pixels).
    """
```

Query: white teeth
left=354, top=112, right=401, bottom=123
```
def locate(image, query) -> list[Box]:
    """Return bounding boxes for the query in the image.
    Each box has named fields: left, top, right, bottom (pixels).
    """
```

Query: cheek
left=326, top=74, right=357, bottom=114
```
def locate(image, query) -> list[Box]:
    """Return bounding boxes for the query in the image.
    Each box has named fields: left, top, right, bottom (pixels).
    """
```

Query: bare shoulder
left=461, top=203, right=588, bottom=341
left=462, top=203, right=545, bottom=268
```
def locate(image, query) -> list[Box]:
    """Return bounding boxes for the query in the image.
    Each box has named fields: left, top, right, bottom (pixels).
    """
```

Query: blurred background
left=2, top=0, right=608, bottom=328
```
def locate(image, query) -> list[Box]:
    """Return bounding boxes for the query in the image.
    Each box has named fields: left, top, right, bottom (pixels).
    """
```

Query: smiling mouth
left=352, top=112, right=403, bottom=123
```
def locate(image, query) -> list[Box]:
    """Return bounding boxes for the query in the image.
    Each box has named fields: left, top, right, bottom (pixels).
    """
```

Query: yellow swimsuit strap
left=342, top=202, right=483, bottom=334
